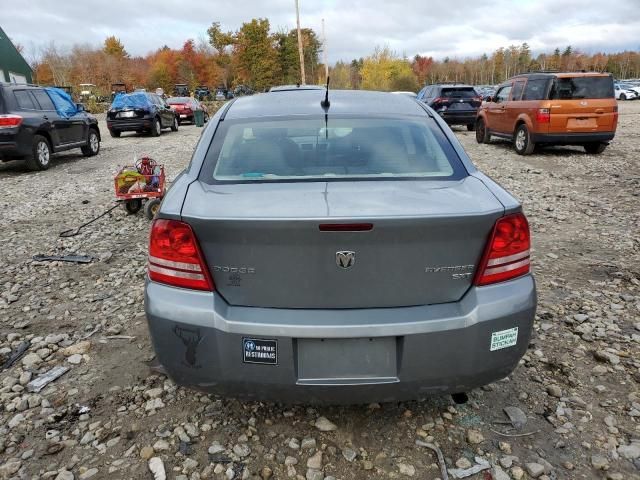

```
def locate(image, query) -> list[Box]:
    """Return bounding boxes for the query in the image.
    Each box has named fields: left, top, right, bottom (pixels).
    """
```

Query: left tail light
left=148, top=219, right=214, bottom=291
left=0, top=114, right=23, bottom=129
left=474, top=213, right=531, bottom=286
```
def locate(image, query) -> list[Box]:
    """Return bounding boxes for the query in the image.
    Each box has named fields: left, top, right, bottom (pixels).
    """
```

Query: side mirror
left=76, top=103, right=86, bottom=112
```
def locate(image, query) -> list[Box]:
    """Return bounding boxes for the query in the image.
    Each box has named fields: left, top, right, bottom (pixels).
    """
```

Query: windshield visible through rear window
left=441, top=88, right=476, bottom=98
left=206, top=117, right=463, bottom=182
left=549, top=77, right=614, bottom=99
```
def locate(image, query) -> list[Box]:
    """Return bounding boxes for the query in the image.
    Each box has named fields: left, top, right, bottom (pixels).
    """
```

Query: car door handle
left=43, top=115, right=49, bottom=120
left=595, top=109, right=604, bottom=114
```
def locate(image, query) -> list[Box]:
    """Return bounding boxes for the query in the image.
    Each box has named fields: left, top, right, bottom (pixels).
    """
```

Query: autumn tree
left=103, top=36, right=128, bottom=58
left=207, top=22, right=235, bottom=87
left=412, top=55, right=434, bottom=86
left=274, top=28, right=321, bottom=85
left=233, top=18, right=279, bottom=90
left=361, top=47, right=417, bottom=92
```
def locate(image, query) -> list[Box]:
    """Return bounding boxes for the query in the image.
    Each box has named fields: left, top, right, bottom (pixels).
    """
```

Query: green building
left=0, top=26, right=33, bottom=84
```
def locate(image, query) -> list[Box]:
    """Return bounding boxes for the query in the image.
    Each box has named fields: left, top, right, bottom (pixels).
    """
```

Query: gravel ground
left=1, top=102, right=639, bottom=480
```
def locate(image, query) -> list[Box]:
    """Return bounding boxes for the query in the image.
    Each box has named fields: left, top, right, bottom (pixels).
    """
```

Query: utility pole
left=295, top=0, right=306, bottom=85
left=322, top=18, right=328, bottom=79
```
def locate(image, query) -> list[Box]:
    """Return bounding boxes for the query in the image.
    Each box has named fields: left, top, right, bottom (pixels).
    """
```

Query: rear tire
left=584, top=142, right=607, bottom=154
left=170, top=117, right=178, bottom=132
left=466, top=123, right=475, bottom=131
left=151, top=118, right=162, bottom=137
left=26, top=135, right=51, bottom=171
left=475, top=118, right=490, bottom=144
left=144, top=199, right=162, bottom=220
left=513, top=124, right=535, bottom=155
left=620, top=93, right=627, bottom=101
left=81, top=129, right=100, bottom=157
left=124, top=199, right=142, bottom=214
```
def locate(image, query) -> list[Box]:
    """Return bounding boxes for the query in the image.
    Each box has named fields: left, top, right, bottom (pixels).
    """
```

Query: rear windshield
left=549, top=76, right=613, bottom=100
left=202, top=116, right=465, bottom=183
left=441, top=88, right=477, bottom=98
left=167, top=97, right=191, bottom=104
left=111, top=93, right=152, bottom=109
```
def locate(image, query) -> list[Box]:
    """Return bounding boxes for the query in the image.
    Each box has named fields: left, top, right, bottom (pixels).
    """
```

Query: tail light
left=472, top=96, right=482, bottom=103
left=0, top=114, right=23, bottom=129
left=613, top=105, right=619, bottom=124
left=474, top=213, right=531, bottom=286
left=433, top=97, right=446, bottom=104
left=535, top=108, right=550, bottom=123
left=148, top=219, right=214, bottom=291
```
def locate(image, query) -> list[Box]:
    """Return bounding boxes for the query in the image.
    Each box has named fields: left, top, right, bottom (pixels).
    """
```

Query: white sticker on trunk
left=490, top=327, right=518, bottom=351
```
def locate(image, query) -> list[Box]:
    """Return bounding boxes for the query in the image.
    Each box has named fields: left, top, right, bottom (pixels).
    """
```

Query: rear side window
left=32, top=90, right=56, bottom=110
left=511, top=81, right=525, bottom=101
left=14, top=90, right=37, bottom=109
left=202, top=116, right=466, bottom=183
left=441, top=88, right=476, bottom=98
left=549, top=76, right=614, bottom=99
left=522, top=79, right=549, bottom=100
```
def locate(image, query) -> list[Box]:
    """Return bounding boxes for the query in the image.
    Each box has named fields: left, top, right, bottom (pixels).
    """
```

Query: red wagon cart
left=114, top=157, right=166, bottom=219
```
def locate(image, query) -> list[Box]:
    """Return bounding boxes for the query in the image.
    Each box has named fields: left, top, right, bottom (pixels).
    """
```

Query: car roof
left=225, top=89, right=427, bottom=119
left=431, top=84, right=474, bottom=88
left=511, top=71, right=612, bottom=80
left=269, top=85, right=325, bottom=92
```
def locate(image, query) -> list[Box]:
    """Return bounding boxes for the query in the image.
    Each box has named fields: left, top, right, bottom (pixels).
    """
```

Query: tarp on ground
left=110, top=92, right=152, bottom=110
left=44, top=87, right=79, bottom=119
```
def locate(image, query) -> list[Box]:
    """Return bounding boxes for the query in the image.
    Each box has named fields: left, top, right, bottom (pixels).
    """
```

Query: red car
left=166, top=97, right=209, bottom=125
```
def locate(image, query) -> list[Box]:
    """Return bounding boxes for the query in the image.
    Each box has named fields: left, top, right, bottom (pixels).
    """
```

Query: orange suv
left=475, top=72, right=618, bottom=155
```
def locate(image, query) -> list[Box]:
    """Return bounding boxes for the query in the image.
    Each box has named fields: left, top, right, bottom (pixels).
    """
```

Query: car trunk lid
left=181, top=177, right=505, bottom=309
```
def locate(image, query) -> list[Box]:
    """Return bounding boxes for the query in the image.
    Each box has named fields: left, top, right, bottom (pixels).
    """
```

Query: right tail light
left=474, top=213, right=531, bottom=286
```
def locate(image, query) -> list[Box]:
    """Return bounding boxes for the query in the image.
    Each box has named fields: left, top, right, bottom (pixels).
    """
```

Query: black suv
left=416, top=84, right=482, bottom=130
left=106, top=92, right=178, bottom=137
left=0, top=83, right=101, bottom=170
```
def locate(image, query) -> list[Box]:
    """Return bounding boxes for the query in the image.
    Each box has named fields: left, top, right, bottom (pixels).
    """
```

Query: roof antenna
left=321, top=76, right=330, bottom=109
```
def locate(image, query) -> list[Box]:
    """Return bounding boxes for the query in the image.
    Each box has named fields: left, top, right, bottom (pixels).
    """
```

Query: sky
left=3, top=0, right=640, bottom=63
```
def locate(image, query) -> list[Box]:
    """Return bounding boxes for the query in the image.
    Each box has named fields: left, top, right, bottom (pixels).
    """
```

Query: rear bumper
left=0, top=131, right=30, bottom=159
left=437, top=110, right=477, bottom=125
left=531, top=131, right=615, bottom=144
left=145, top=275, right=536, bottom=404
left=107, top=118, right=152, bottom=132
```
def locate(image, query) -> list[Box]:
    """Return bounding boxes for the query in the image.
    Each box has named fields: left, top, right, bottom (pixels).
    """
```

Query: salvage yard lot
left=1, top=102, right=639, bottom=479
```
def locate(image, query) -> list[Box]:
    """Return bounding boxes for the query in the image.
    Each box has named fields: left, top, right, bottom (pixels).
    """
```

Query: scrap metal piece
left=416, top=439, right=449, bottom=480
left=27, top=366, right=70, bottom=393
left=2, top=341, right=30, bottom=370
left=33, top=254, right=94, bottom=264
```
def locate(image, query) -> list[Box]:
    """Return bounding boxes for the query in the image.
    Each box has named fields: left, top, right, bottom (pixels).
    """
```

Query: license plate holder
left=118, top=111, right=135, bottom=118
left=297, top=337, right=397, bottom=382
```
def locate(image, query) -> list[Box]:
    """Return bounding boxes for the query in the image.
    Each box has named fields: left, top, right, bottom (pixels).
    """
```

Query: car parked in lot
left=417, top=84, right=482, bottom=131
left=144, top=89, right=537, bottom=404
left=476, top=72, right=618, bottom=155
left=0, top=83, right=101, bottom=170
left=614, top=83, right=639, bottom=100
left=107, top=92, right=178, bottom=137
left=166, top=97, right=209, bottom=124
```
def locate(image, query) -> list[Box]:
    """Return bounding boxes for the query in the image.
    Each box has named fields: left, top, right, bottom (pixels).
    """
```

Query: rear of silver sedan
left=144, top=91, right=536, bottom=403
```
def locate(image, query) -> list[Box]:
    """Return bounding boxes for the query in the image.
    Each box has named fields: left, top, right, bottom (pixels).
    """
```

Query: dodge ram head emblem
left=336, top=251, right=355, bottom=269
